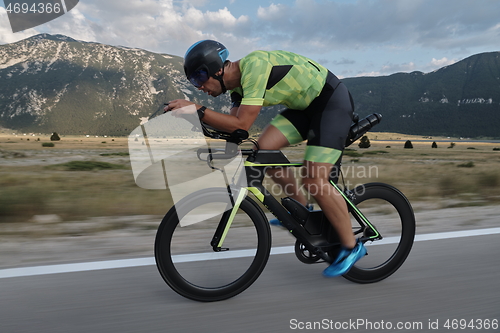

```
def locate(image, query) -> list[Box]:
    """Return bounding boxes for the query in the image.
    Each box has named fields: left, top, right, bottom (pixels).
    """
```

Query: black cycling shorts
left=269, top=71, right=354, bottom=164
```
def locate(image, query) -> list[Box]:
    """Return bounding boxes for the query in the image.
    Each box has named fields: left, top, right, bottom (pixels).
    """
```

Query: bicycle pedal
left=312, top=260, right=326, bottom=264
left=214, top=247, right=229, bottom=252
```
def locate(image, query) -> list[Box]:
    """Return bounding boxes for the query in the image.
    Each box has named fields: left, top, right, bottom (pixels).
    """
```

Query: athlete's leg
left=303, top=76, right=366, bottom=276
left=257, top=123, right=290, bottom=150
left=302, top=161, right=355, bottom=249
left=258, top=124, right=307, bottom=205
left=302, top=75, right=355, bottom=249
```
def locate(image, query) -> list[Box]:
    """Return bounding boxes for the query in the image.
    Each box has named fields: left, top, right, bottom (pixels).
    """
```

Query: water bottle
left=345, top=113, right=382, bottom=147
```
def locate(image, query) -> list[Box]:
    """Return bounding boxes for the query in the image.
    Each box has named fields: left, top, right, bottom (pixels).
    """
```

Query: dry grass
left=0, top=166, right=173, bottom=222
left=337, top=139, right=500, bottom=208
left=1, top=132, right=500, bottom=223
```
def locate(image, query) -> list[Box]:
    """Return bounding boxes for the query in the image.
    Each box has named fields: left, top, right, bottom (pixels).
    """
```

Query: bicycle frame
left=209, top=149, right=382, bottom=263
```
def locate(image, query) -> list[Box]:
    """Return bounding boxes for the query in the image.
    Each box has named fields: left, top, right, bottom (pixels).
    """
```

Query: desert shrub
left=343, top=150, right=362, bottom=158
left=358, top=136, right=371, bottom=148
left=50, top=132, right=61, bottom=141
left=457, top=161, right=474, bottom=168
left=448, top=142, right=456, bottom=149
left=363, top=150, right=389, bottom=155
left=42, top=142, right=55, bottom=147
left=99, top=152, right=130, bottom=156
left=49, top=161, right=127, bottom=171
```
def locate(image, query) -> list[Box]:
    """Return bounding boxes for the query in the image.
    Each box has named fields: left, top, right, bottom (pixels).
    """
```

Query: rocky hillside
left=0, top=34, right=230, bottom=136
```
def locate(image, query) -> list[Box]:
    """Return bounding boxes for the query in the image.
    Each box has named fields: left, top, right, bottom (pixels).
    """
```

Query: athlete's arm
left=202, top=104, right=261, bottom=132
left=229, top=105, right=238, bottom=117
left=167, top=99, right=260, bottom=132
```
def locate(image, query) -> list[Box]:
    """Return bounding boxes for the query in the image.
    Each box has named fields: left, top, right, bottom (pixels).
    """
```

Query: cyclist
left=165, top=40, right=366, bottom=277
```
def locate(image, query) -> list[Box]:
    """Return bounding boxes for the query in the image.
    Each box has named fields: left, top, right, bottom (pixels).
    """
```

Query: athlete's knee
left=257, top=125, right=289, bottom=150
left=300, top=163, right=332, bottom=180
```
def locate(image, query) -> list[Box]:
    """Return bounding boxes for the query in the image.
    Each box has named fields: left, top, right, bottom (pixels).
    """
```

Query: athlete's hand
left=165, top=99, right=197, bottom=114
left=164, top=99, right=199, bottom=119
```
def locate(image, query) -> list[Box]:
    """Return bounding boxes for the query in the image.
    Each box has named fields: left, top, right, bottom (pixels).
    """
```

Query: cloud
left=257, top=3, right=287, bottom=21
left=430, top=57, right=457, bottom=68
left=0, top=8, right=39, bottom=43
left=333, top=58, right=356, bottom=65
left=254, top=0, right=500, bottom=53
left=353, top=61, right=416, bottom=77
left=354, top=57, right=461, bottom=78
left=421, top=57, right=459, bottom=72
left=0, top=0, right=497, bottom=75
left=186, top=7, right=250, bottom=30
left=354, top=71, right=382, bottom=78
left=0, top=0, right=255, bottom=58
left=382, top=62, right=416, bottom=74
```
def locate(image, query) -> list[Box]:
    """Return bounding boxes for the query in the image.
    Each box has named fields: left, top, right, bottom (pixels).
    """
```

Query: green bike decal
left=330, top=181, right=381, bottom=240
left=246, top=187, right=265, bottom=202
left=217, top=188, right=248, bottom=248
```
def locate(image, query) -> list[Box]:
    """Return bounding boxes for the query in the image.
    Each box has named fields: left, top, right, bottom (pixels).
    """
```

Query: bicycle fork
left=209, top=187, right=248, bottom=252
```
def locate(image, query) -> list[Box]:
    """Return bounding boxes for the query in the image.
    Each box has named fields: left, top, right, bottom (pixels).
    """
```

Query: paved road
left=1, top=234, right=499, bottom=333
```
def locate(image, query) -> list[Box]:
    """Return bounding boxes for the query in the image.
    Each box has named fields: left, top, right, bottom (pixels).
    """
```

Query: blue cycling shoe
left=269, top=204, right=314, bottom=227
left=322, top=240, right=367, bottom=277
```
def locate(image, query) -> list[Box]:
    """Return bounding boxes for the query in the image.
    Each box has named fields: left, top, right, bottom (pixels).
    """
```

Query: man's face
left=197, top=76, right=223, bottom=97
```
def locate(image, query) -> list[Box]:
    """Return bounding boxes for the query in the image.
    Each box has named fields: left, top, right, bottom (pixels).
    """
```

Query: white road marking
left=1, top=227, right=500, bottom=279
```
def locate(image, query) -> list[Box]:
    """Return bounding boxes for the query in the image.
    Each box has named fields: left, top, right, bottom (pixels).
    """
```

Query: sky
left=0, top=0, right=499, bottom=78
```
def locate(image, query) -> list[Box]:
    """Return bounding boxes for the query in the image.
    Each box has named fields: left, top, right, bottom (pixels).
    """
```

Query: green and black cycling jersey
left=231, top=50, right=328, bottom=110
left=231, top=50, right=354, bottom=165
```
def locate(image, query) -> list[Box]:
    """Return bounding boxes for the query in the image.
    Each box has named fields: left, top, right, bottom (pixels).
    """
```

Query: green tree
left=404, top=140, right=413, bottom=149
left=432, top=141, right=438, bottom=148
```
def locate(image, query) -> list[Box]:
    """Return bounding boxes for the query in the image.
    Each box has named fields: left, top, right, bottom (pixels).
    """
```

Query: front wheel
left=155, top=188, right=271, bottom=302
left=343, top=183, right=416, bottom=283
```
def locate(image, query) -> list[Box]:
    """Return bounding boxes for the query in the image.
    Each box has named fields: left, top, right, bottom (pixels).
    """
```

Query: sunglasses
left=189, top=69, right=210, bottom=88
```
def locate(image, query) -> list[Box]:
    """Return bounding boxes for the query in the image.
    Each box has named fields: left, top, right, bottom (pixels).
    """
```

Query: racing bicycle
left=154, top=113, right=416, bottom=302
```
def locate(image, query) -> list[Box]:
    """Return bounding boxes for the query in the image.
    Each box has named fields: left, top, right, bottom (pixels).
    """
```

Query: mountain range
left=0, top=34, right=499, bottom=138
left=343, top=52, right=500, bottom=138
